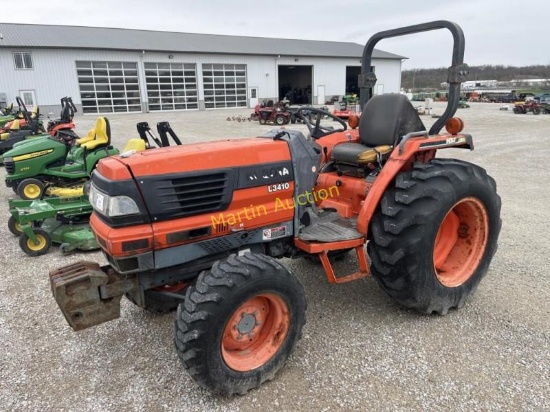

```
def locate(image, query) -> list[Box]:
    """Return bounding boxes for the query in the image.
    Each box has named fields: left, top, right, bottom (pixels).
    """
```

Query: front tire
left=8, top=215, right=23, bottom=236
left=19, top=228, right=52, bottom=257
left=368, top=159, right=502, bottom=315
left=18, top=178, right=44, bottom=200
left=174, top=253, right=306, bottom=395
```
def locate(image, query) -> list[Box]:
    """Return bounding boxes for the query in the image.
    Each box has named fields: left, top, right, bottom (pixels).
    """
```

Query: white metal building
left=0, top=23, right=405, bottom=114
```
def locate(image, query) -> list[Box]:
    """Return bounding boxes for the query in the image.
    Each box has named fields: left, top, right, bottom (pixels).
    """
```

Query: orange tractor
left=49, top=21, right=501, bottom=395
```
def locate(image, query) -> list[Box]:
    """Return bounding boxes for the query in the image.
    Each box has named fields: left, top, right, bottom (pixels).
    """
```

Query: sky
left=2, top=0, right=549, bottom=69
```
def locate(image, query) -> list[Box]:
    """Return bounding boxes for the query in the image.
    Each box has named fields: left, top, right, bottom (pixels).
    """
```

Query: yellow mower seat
left=76, top=117, right=110, bottom=151
left=9, top=119, right=21, bottom=130
left=76, top=128, right=95, bottom=146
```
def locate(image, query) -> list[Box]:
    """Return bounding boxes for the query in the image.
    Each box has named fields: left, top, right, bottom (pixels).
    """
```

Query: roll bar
left=359, top=20, right=469, bottom=135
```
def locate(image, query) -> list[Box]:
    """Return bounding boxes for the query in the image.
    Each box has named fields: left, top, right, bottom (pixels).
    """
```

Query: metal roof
left=0, top=23, right=405, bottom=59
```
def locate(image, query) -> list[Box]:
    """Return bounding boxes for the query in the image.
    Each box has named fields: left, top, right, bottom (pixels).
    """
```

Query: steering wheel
left=296, top=107, right=347, bottom=139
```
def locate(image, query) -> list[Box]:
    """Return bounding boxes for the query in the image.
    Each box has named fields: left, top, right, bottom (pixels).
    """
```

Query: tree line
left=402, top=65, right=550, bottom=90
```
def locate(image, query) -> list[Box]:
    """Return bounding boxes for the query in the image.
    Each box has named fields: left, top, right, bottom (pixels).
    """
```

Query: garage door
left=202, top=64, right=247, bottom=109
left=76, top=61, right=141, bottom=114
left=144, top=63, right=198, bottom=111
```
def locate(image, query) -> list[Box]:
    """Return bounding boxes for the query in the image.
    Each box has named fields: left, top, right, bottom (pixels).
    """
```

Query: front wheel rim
left=23, top=184, right=41, bottom=199
left=433, top=197, right=489, bottom=287
left=222, top=293, right=290, bottom=372
left=27, top=234, right=47, bottom=251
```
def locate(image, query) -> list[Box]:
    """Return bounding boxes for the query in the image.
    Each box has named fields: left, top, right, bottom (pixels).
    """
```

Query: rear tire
left=368, top=159, right=501, bottom=315
left=259, top=118, right=267, bottom=125
left=174, top=253, right=306, bottom=395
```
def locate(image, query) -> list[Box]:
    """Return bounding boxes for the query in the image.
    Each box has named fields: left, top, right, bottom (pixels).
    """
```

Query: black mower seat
left=332, top=94, right=425, bottom=166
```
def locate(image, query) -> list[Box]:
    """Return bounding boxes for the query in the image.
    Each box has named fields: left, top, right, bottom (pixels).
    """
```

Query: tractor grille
left=141, top=170, right=234, bottom=222
left=4, top=159, right=15, bottom=175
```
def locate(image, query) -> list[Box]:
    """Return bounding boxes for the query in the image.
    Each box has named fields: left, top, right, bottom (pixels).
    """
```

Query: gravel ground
left=0, top=102, right=548, bottom=411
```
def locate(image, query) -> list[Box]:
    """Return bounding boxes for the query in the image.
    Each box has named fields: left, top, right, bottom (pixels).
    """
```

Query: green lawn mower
left=0, top=97, right=47, bottom=156
left=8, top=194, right=97, bottom=256
left=0, top=102, right=16, bottom=128
left=3, top=116, right=119, bottom=200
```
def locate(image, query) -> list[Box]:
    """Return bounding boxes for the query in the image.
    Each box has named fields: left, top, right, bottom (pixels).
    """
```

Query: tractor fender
left=356, top=133, right=473, bottom=234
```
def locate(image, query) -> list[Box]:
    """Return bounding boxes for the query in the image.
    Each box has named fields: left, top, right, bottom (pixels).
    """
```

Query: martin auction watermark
left=211, top=185, right=340, bottom=227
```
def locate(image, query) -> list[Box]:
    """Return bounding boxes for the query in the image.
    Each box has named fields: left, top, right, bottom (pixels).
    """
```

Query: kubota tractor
left=49, top=21, right=501, bottom=395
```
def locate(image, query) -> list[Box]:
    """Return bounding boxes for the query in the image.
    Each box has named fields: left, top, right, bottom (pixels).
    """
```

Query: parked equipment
left=8, top=194, right=96, bottom=256
left=0, top=97, right=48, bottom=156
left=513, top=100, right=544, bottom=114
left=48, top=21, right=501, bottom=396
left=251, top=100, right=290, bottom=125
left=3, top=116, right=119, bottom=200
left=0, top=102, right=16, bottom=128
left=46, top=97, right=78, bottom=137
left=332, top=98, right=360, bottom=119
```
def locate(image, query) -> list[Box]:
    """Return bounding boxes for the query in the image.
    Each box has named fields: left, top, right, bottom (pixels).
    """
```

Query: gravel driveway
left=0, top=102, right=548, bottom=411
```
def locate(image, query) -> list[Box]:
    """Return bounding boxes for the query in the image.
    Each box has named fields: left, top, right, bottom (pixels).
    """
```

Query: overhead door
left=76, top=61, right=141, bottom=114
left=202, top=64, right=247, bottom=109
left=144, top=63, right=198, bottom=111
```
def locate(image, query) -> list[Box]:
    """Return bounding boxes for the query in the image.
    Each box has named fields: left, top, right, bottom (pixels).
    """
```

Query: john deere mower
left=0, top=102, right=16, bottom=128
left=0, top=97, right=48, bottom=156
left=3, top=116, right=119, bottom=200
left=49, top=21, right=501, bottom=396
left=1, top=97, right=78, bottom=160
left=8, top=194, right=96, bottom=256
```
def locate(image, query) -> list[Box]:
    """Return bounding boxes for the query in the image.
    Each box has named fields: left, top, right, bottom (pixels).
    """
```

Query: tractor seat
left=331, top=94, right=425, bottom=166
left=76, top=117, right=111, bottom=151
left=331, top=143, right=392, bottom=165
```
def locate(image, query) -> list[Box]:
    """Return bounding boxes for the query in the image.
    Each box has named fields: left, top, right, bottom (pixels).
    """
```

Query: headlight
left=89, top=184, right=139, bottom=217
left=107, top=195, right=139, bottom=217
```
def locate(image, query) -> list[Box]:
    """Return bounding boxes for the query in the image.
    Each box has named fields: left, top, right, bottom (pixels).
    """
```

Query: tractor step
left=296, top=211, right=368, bottom=283
left=298, top=213, right=362, bottom=242
left=49, top=261, right=138, bottom=331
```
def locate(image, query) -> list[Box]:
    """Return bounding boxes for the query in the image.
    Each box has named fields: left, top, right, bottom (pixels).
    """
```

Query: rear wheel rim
left=27, top=234, right=47, bottom=251
left=23, top=184, right=41, bottom=199
left=222, top=293, right=289, bottom=372
left=433, top=197, right=489, bottom=287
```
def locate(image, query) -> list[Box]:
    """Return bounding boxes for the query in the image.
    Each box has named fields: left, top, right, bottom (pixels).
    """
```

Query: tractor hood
left=91, top=137, right=294, bottom=227
left=98, top=137, right=292, bottom=178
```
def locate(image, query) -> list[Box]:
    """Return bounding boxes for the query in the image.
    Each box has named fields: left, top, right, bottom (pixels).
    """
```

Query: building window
left=76, top=61, right=141, bottom=114
left=144, top=62, right=198, bottom=111
left=13, top=52, right=33, bottom=70
left=202, top=64, right=247, bottom=109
